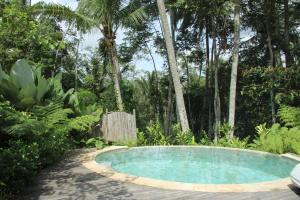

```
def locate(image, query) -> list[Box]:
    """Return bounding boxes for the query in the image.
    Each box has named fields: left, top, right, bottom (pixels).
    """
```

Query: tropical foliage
left=0, top=60, right=100, bottom=195
left=250, top=106, right=300, bottom=154
left=0, top=0, right=299, bottom=198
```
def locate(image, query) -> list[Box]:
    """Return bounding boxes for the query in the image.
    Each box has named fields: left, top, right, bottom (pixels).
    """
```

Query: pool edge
left=81, top=146, right=295, bottom=193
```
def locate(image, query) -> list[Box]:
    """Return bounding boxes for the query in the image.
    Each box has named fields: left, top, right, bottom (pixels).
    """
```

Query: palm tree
left=156, top=0, right=189, bottom=132
left=228, top=0, right=241, bottom=138
left=31, top=0, right=146, bottom=111
left=137, top=72, right=160, bottom=121
left=78, top=0, right=146, bottom=111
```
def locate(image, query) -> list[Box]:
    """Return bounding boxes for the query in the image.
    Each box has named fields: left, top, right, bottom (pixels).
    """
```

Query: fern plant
left=85, top=137, right=104, bottom=149
left=250, top=123, right=300, bottom=154
left=69, top=115, right=99, bottom=133
left=278, top=106, right=300, bottom=127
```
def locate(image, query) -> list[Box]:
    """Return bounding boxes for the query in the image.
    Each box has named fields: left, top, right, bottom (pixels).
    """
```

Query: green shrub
left=69, top=115, right=100, bottom=133
left=171, top=124, right=196, bottom=145
left=282, top=127, right=300, bottom=154
left=113, top=140, right=137, bottom=147
left=0, top=61, right=101, bottom=195
left=143, top=122, right=169, bottom=145
left=38, top=133, right=71, bottom=166
left=250, top=123, right=300, bottom=154
left=137, top=122, right=196, bottom=146
left=278, top=106, right=300, bottom=127
left=249, top=105, right=300, bottom=154
left=216, top=136, right=249, bottom=149
left=85, top=137, right=105, bottom=149
left=137, top=129, right=147, bottom=145
left=199, top=131, right=213, bottom=145
left=0, top=141, right=40, bottom=190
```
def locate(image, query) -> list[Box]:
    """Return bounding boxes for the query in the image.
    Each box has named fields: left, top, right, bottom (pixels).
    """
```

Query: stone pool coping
left=81, top=146, right=299, bottom=193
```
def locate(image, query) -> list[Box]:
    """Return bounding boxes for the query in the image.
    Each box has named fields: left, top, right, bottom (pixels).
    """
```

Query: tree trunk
left=214, top=56, right=221, bottom=142
left=274, top=50, right=283, bottom=67
left=212, top=35, right=221, bottom=143
left=200, top=22, right=210, bottom=133
left=265, top=7, right=276, bottom=124
left=284, top=0, right=292, bottom=67
left=157, top=0, right=190, bottom=132
left=228, top=0, right=240, bottom=138
left=266, top=28, right=276, bottom=124
left=146, top=44, right=161, bottom=122
left=185, top=56, right=193, bottom=131
left=209, top=26, right=216, bottom=139
left=74, top=39, right=80, bottom=91
left=158, top=8, right=173, bottom=135
left=165, top=69, right=174, bottom=135
left=169, top=7, right=180, bottom=125
left=106, top=37, right=124, bottom=111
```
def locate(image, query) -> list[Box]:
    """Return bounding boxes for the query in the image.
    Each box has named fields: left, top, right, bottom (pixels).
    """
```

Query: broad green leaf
left=19, top=97, right=36, bottom=108
left=0, top=65, right=9, bottom=83
left=35, top=67, right=42, bottom=80
left=0, top=65, right=5, bottom=83
left=50, top=73, right=63, bottom=95
left=10, top=59, right=35, bottom=89
left=37, top=77, right=49, bottom=101
left=63, top=88, right=74, bottom=100
left=0, top=78, right=19, bottom=102
left=19, top=84, right=37, bottom=102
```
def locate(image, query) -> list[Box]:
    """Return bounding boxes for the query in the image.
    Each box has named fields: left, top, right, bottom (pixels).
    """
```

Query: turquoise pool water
left=95, top=147, right=299, bottom=184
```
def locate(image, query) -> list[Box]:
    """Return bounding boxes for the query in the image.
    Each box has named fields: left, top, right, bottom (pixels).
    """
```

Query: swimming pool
left=95, top=146, right=298, bottom=184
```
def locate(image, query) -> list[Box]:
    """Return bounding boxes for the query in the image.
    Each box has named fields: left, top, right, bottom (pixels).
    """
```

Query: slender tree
left=211, top=21, right=221, bottom=143
left=76, top=0, right=146, bottom=111
left=264, top=0, right=276, bottom=124
left=283, top=0, right=292, bottom=67
left=19, top=1, right=133, bottom=110
left=156, top=0, right=189, bottom=132
left=228, top=0, right=240, bottom=138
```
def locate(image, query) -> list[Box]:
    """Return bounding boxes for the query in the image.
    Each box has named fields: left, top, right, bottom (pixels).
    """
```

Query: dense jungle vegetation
left=0, top=0, right=299, bottom=198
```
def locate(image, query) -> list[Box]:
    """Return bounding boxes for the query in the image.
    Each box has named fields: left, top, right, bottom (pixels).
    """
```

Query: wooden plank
left=100, top=111, right=137, bottom=142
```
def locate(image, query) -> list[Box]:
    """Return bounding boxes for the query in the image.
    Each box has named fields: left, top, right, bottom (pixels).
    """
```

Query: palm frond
left=118, top=0, right=147, bottom=28
left=30, top=2, right=95, bottom=32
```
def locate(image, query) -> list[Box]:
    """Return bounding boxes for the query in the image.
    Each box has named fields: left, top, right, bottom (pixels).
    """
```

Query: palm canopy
left=25, top=0, right=147, bottom=37
left=77, top=0, right=147, bottom=34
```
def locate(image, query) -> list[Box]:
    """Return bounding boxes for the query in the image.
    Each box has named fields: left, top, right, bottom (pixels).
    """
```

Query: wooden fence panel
left=100, top=111, right=136, bottom=142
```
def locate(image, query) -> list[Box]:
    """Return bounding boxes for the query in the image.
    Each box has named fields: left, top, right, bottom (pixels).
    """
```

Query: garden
left=0, top=0, right=299, bottom=199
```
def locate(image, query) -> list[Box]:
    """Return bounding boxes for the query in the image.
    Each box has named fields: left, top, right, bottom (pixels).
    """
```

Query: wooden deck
left=20, top=149, right=300, bottom=200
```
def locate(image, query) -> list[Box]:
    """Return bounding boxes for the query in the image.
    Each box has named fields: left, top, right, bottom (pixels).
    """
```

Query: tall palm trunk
left=212, top=34, right=221, bottom=143
left=169, top=7, right=180, bottom=125
left=228, top=0, right=240, bottom=138
left=158, top=8, right=174, bottom=135
left=157, top=0, right=189, bottom=132
left=165, top=69, right=174, bottom=135
left=185, top=56, right=193, bottom=130
left=266, top=25, right=276, bottom=123
left=284, top=0, right=292, bottom=67
left=105, top=36, right=124, bottom=111
left=265, top=0, right=276, bottom=124
left=209, top=27, right=216, bottom=139
left=74, top=39, right=80, bottom=91
left=200, top=21, right=210, bottom=133
left=145, top=43, right=163, bottom=123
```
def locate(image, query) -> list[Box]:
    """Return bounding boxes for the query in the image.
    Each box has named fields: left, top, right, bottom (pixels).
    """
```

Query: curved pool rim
left=81, top=146, right=300, bottom=192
